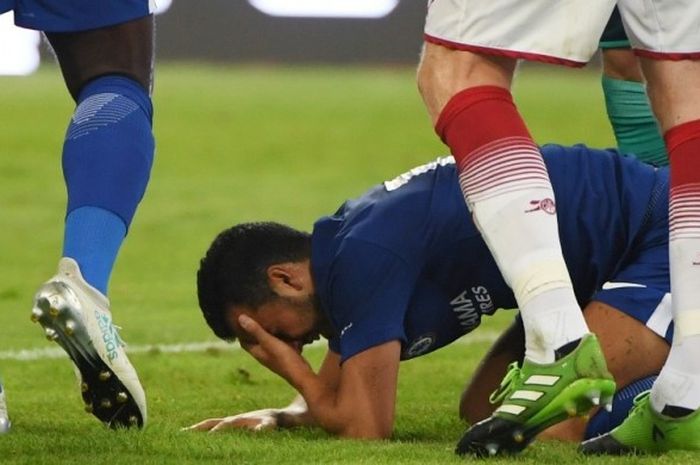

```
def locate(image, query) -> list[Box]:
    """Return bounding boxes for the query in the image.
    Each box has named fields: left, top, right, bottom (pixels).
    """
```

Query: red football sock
left=667, top=119, right=700, bottom=211
left=666, top=118, right=700, bottom=320
left=434, top=85, right=588, bottom=363
left=435, top=86, right=549, bottom=198
left=436, top=86, right=531, bottom=151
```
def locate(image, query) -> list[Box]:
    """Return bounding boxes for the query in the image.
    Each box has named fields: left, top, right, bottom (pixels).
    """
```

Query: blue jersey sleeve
left=326, top=238, right=418, bottom=363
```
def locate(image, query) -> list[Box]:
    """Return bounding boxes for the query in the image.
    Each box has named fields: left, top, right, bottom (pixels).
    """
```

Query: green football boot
left=580, top=391, right=700, bottom=455
left=456, top=333, right=616, bottom=457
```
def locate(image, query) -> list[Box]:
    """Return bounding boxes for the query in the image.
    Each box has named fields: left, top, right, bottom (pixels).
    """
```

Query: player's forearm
left=268, top=349, right=377, bottom=437
left=251, top=351, right=361, bottom=435
left=289, top=370, right=348, bottom=434
left=264, top=354, right=357, bottom=434
left=295, top=374, right=392, bottom=439
left=238, top=315, right=396, bottom=439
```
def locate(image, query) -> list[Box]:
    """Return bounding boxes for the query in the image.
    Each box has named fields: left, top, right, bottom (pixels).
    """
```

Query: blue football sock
left=61, top=75, right=155, bottom=295
left=63, top=207, right=126, bottom=295
left=584, top=375, right=657, bottom=439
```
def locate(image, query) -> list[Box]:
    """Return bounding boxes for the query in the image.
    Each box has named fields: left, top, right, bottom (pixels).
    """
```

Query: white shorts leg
left=618, top=0, right=700, bottom=59
left=424, top=0, right=616, bottom=66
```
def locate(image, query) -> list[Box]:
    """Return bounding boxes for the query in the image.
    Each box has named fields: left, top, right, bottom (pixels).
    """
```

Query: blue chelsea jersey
left=311, top=144, right=665, bottom=362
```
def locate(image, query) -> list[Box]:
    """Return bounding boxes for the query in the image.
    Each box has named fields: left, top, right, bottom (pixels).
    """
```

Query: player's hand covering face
left=237, top=314, right=315, bottom=386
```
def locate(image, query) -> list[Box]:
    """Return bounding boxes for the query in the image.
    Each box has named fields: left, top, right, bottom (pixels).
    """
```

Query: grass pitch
left=0, top=64, right=692, bottom=464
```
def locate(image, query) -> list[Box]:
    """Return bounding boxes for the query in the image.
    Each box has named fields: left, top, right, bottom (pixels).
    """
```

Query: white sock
left=651, top=233, right=700, bottom=412
left=519, top=289, right=589, bottom=363
left=651, top=336, right=700, bottom=412
left=467, top=184, right=589, bottom=364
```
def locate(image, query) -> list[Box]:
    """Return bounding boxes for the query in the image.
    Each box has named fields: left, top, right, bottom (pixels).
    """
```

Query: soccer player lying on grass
left=188, top=145, right=672, bottom=453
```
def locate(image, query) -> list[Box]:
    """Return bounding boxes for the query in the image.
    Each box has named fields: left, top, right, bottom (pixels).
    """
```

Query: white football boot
left=31, top=258, right=146, bottom=428
left=0, top=379, right=10, bottom=434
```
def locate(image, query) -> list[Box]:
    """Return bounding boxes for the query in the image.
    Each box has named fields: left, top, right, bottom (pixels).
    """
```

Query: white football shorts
left=424, top=0, right=700, bottom=65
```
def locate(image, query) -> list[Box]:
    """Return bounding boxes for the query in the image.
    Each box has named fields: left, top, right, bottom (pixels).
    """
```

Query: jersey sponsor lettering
left=451, top=285, right=493, bottom=331
left=472, top=285, right=495, bottom=315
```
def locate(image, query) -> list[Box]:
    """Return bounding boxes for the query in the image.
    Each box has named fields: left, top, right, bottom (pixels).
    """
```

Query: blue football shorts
left=0, top=0, right=153, bottom=33
left=592, top=171, right=673, bottom=343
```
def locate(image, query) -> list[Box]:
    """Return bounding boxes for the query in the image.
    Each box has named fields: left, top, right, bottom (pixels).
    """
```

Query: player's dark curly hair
left=197, top=222, right=312, bottom=341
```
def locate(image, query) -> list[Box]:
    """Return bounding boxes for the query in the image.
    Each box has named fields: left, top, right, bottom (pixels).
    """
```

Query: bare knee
left=584, top=301, right=668, bottom=388
left=602, top=48, right=643, bottom=82
left=46, top=15, right=154, bottom=100
left=416, top=42, right=515, bottom=124
left=538, top=301, right=669, bottom=443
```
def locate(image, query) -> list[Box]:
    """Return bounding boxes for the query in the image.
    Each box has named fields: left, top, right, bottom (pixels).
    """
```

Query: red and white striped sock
left=436, top=86, right=588, bottom=364
left=652, top=119, right=700, bottom=413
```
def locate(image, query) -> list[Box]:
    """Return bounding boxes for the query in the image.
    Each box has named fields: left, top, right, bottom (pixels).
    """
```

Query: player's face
left=228, top=296, right=322, bottom=353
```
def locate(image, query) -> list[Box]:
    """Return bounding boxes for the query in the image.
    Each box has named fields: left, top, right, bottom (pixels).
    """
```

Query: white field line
left=0, top=330, right=500, bottom=362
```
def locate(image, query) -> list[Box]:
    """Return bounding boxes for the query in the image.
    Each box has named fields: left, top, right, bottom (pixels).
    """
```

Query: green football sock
left=602, top=75, right=667, bottom=166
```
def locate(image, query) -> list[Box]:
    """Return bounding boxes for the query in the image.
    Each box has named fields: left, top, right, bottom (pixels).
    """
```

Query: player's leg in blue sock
left=61, top=75, right=154, bottom=295
left=31, top=15, right=154, bottom=429
left=584, top=375, right=657, bottom=439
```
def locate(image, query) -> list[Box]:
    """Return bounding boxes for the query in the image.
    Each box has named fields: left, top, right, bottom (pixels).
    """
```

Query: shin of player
left=417, top=1, right=619, bottom=456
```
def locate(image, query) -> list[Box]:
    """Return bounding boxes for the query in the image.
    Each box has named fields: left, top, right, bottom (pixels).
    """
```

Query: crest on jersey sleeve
left=404, top=333, right=436, bottom=359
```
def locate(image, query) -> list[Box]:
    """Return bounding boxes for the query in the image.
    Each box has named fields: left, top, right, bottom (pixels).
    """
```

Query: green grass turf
left=0, top=63, right=693, bottom=464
